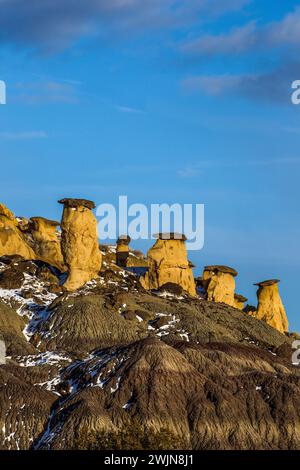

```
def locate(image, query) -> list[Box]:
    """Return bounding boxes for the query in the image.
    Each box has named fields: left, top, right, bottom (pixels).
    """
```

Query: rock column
left=254, top=279, right=288, bottom=333
left=140, top=233, right=196, bottom=296
left=234, top=294, right=248, bottom=310
left=202, top=265, right=237, bottom=306
left=116, top=235, right=131, bottom=268
left=58, top=198, right=102, bottom=291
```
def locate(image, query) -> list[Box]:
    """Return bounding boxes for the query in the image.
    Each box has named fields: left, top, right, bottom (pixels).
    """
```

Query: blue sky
left=0, top=0, right=300, bottom=330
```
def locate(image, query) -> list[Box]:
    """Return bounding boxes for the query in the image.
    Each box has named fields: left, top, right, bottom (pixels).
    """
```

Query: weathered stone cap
left=234, top=294, right=248, bottom=302
left=117, top=235, right=131, bottom=245
left=204, top=265, right=238, bottom=277
left=254, top=279, right=280, bottom=287
left=153, top=232, right=187, bottom=241
left=30, top=217, right=60, bottom=227
left=58, top=198, right=96, bottom=210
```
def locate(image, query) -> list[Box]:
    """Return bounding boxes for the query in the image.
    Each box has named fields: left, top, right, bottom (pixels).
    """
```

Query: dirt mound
left=0, top=363, right=56, bottom=450
left=32, top=294, right=148, bottom=354
left=0, top=301, right=36, bottom=355
left=33, top=336, right=300, bottom=450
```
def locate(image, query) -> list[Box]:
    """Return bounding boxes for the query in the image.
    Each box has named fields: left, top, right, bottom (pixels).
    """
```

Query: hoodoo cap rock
left=153, top=232, right=187, bottom=241
left=254, top=279, right=280, bottom=287
left=117, top=235, right=131, bottom=245
left=204, top=265, right=238, bottom=277
left=234, top=294, right=248, bottom=302
left=58, top=198, right=96, bottom=210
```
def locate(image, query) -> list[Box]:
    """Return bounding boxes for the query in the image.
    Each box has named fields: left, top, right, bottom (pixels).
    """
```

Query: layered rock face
left=254, top=280, right=288, bottom=333
left=140, top=233, right=196, bottom=296
left=116, top=235, right=131, bottom=268
left=203, top=265, right=237, bottom=306
left=234, top=294, right=248, bottom=310
left=29, top=217, right=65, bottom=270
left=0, top=203, right=35, bottom=260
left=58, top=198, right=102, bottom=291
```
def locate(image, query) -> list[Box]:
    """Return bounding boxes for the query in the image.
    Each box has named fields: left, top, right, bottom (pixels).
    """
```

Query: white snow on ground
left=0, top=271, right=57, bottom=319
left=14, top=351, right=72, bottom=367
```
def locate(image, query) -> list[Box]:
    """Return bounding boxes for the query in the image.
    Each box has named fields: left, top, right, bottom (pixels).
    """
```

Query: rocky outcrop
left=140, top=233, right=196, bottom=296
left=29, top=217, right=65, bottom=271
left=116, top=235, right=131, bottom=267
left=234, top=294, right=248, bottom=310
left=253, top=280, right=288, bottom=333
left=58, top=199, right=102, bottom=291
left=202, top=265, right=237, bottom=306
left=0, top=203, right=35, bottom=260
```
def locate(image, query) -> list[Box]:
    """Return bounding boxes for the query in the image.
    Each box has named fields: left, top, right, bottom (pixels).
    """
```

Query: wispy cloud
left=0, top=131, right=48, bottom=141
left=114, top=104, right=146, bottom=114
left=180, top=7, right=300, bottom=58
left=181, top=22, right=257, bottom=56
left=182, top=60, right=300, bottom=103
left=0, top=0, right=252, bottom=51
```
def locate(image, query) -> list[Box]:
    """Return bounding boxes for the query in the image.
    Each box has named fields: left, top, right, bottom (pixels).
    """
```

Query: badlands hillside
left=0, top=199, right=299, bottom=450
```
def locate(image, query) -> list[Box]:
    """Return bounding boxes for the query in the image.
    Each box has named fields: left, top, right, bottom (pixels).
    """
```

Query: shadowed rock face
left=140, top=234, right=196, bottom=296
left=58, top=199, right=102, bottom=291
left=29, top=217, right=65, bottom=271
left=0, top=203, right=35, bottom=260
left=203, top=266, right=237, bottom=307
left=254, top=280, right=288, bottom=333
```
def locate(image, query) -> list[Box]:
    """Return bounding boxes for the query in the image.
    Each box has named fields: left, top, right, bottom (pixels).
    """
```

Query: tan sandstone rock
left=116, top=235, right=131, bottom=268
left=140, top=233, right=196, bottom=296
left=29, top=217, right=65, bottom=271
left=203, top=265, right=237, bottom=306
left=58, top=198, right=102, bottom=291
left=234, top=294, right=248, bottom=310
left=0, top=203, right=35, bottom=260
left=253, top=279, right=288, bottom=333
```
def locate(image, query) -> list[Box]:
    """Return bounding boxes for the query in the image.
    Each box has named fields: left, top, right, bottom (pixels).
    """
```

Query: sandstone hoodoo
left=58, top=198, right=102, bottom=291
left=140, top=232, right=196, bottom=296
left=234, top=294, right=248, bottom=310
left=0, top=203, right=35, bottom=260
left=253, top=279, right=288, bottom=333
left=29, top=217, right=65, bottom=271
left=116, top=235, right=131, bottom=267
left=202, top=265, right=237, bottom=306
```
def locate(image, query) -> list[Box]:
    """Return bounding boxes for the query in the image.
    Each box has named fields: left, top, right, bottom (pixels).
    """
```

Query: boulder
left=0, top=203, right=35, bottom=260
left=29, top=217, right=65, bottom=270
left=202, top=265, right=237, bottom=306
left=58, top=198, right=102, bottom=291
left=140, top=233, right=196, bottom=296
left=253, top=280, right=288, bottom=333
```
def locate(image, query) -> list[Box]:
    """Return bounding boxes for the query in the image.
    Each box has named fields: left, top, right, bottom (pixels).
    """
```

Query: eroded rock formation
left=140, top=233, right=196, bottom=296
left=58, top=198, right=102, bottom=291
left=202, top=265, right=237, bottom=306
left=116, top=235, right=131, bottom=268
left=0, top=203, right=35, bottom=260
left=29, top=217, right=65, bottom=271
left=234, top=294, right=248, bottom=310
left=253, top=279, right=288, bottom=333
